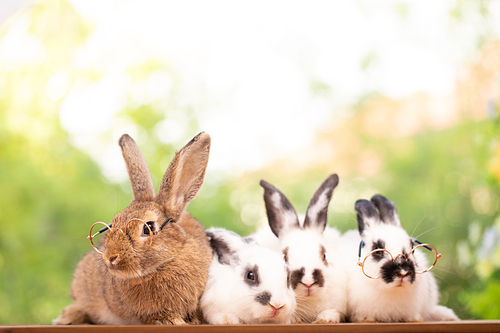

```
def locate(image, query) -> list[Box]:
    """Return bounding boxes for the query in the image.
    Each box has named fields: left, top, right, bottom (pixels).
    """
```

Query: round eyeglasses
left=356, top=239, right=442, bottom=279
left=88, top=218, right=173, bottom=254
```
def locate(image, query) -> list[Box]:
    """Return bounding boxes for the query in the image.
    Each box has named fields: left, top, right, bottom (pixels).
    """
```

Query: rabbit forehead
left=113, top=201, right=166, bottom=226
left=366, top=224, right=411, bottom=253
left=282, top=229, right=325, bottom=266
left=239, top=246, right=288, bottom=285
left=241, top=245, right=286, bottom=272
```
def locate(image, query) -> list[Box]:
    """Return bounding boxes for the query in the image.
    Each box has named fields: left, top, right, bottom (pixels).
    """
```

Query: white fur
left=253, top=226, right=346, bottom=323
left=255, top=175, right=345, bottom=323
left=340, top=225, right=459, bottom=322
left=200, top=229, right=296, bottom=325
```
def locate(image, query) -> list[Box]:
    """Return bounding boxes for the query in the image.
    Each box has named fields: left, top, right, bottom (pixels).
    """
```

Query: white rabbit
left=340, top=194, right=459, bottom=322
left=252, top=174, right=347, bottom=323
left=200, top=228, right=296, bottom=324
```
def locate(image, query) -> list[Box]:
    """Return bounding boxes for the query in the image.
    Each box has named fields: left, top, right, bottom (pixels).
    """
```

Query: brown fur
left=54, top=133, right=213, bottom=325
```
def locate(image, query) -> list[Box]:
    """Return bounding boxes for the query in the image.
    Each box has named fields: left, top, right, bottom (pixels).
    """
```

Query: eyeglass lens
left=362, top=245, right=439, bottom=279
left=88, top=219, right=154, bottom=254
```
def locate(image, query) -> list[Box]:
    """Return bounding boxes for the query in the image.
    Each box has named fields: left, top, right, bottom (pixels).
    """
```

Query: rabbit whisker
left=432, top=273, right=451, bottom=285
left=431, top=266, right=456, bottom=275
left=413, top=226, right=440, bottom=241
left=410, top=215, right=427, bottom=238
left=235, top=294, right=258, bottom=303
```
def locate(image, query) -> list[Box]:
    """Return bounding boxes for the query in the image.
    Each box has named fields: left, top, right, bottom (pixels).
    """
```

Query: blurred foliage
left=0, top=0, right=500, bottom=325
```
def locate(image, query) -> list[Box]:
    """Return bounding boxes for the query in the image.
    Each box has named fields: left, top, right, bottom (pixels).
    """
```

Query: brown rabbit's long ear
left=119, top=134, right=155, bottom=202
left=155, top=132, right=211, bottom=221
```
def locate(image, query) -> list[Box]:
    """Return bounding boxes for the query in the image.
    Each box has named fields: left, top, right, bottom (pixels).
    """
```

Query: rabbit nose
left=269, top=302, right=284, bottom=310
left=108, top=255, right=118, bottom=265
left=302, top=282, right=315, bottom=296
left=269, top=302, right=284, bottom=317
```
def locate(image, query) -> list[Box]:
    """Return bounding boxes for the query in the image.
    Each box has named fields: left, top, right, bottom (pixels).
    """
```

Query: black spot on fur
left=320, top=245, right=327, bottom=265
left=312, top=269, right=325, bottom=288
left=286, top=267, right=291, bottom=289
left=372, top=239, right=385, bottom=250
left=244, top=265, right=260, bottom=287
left=283, top=247, right=289, bottom=263
left=290, top=267, right=305, bottom=290
left=370, top=240, right=386, bottom=262
left=255, top=291, right=271, bottom=306
left=206, top=231, right=235, bottom=265
left=380, top=258, right=416, bottom=284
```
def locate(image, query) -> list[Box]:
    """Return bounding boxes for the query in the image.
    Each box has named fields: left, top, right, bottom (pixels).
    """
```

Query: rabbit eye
left=246, top=271, right=255, bottom=281
left=143, top=221, right=155, bottom=235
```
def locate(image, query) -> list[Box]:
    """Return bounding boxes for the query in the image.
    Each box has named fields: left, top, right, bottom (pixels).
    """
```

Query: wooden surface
left=1, top=321, right=500, bottom=333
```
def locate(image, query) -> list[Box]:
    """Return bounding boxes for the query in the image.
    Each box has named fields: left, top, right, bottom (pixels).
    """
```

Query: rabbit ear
left=119, top=134, right=155, bottom=202
left=303, top=174, right=339, bottom=233
left=260, top=180, right=300, bottom=238
left=155, top=132, right=211, bottom=221
left=354, top=199, right=381, bottom=236
left=206, top=229, right=243, bottom=266
left=371, top=194, right=401, bottom=227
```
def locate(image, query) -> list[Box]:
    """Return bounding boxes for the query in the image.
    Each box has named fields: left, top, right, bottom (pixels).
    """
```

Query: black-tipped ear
left=206, top=229, right=242, bottom=266
left=260, top=180, right=300, bottom=238
left=371, top=194, right=401, bottom=227
left=303, top=174, right=339, bottom=233
left=354, top=199, right=380, bottom=236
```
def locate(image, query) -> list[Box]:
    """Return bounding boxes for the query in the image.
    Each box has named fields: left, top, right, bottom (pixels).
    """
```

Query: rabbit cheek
left=312, top=269, right=325, bottom=288
left=290, top=268, right=305, bottom=290
left=255, top=291, right=271, bottom=306
left=102, top=235, right=142, bottom=277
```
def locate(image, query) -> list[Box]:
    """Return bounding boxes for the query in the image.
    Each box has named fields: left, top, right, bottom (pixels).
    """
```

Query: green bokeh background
left=1, top=0, right=500, bottom=324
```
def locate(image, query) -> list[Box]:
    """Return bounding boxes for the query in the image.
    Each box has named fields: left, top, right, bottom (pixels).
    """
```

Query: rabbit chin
left=389, top=275, right=413, bottom=289
left=105, top=263, right=151, bottom=280
left=252, top=309, right=292, bottom=324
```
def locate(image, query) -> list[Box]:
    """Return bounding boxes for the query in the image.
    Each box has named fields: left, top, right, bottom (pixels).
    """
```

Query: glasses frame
left=356, top=239, right=442, bottom=279
left=88, top=218, right=173, bottom=254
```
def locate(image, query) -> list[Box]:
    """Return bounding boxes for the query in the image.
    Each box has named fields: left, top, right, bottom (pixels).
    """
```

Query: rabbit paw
left=52, top=304, right=91, bottom=325
left=312, top=309, right=341, bottom=324
left=146, top=312, right=187, bottom=325
left=209, top=313, right=241, bottom=325
left=426, top=306, right=459, bottom=321
left=350, top=314, right=376, bottom=323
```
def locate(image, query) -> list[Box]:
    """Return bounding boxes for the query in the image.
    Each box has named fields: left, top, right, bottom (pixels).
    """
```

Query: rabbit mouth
left=395, top=276, right=407, bottom=287
left=107, top=265, right=142, bottom=279
left=105, top=259, right=152, bottom=280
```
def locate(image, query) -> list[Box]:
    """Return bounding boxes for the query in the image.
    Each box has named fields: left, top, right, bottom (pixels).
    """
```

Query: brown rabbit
left=53, top=133, right=213, bottom=325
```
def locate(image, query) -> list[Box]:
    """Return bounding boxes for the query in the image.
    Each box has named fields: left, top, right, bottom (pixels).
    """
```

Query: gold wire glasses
left=356, top=239, right=442, bottom=279
left=88, top=218, right=173, bottom=254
